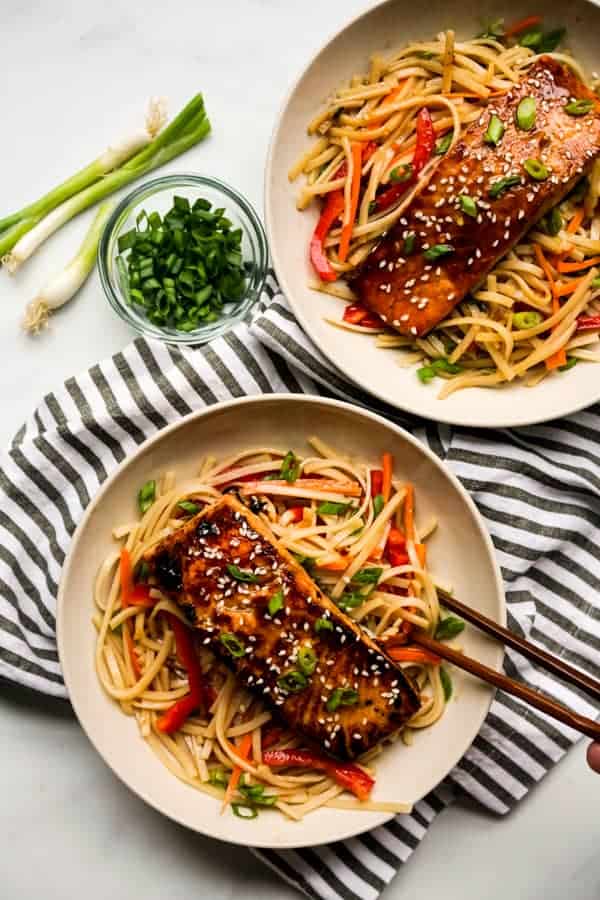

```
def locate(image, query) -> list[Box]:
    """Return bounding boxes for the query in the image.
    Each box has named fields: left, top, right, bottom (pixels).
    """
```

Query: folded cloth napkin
left=1, top=271, right=600, bottom=900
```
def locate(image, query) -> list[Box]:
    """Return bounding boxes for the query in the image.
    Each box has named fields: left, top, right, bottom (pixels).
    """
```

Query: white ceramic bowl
left=265, top=0, right=600, bottom=428
left=58, top=395, right=504, bottom=848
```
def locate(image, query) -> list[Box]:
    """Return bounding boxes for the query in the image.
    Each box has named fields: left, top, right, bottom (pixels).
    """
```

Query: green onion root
left=23, top=200, right=115, bottom=334
left=2, top=95, right=209, bottom=270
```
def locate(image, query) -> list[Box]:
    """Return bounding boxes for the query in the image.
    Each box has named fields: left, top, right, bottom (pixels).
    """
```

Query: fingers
left=587, top=741, right=600, bottom=773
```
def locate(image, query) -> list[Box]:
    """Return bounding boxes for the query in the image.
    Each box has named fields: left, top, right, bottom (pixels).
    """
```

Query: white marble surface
left=1, top=0, right=600, bottom=897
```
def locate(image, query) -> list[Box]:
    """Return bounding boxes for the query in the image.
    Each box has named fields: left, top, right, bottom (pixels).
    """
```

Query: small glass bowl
left=98, top=174, right=268, bottom=344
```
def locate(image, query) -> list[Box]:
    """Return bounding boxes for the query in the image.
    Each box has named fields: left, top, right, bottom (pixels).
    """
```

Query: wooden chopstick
left=437, top=587, right=600, bottom=703
left=412, top=631, right=600, bottom=741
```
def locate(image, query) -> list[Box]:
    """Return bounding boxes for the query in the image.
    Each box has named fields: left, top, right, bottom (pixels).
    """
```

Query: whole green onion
left=516, top=97, right=537, bottom=131
left=23, top=201, right=114, bottom=334
left=1, top=95, right=210, bottom=269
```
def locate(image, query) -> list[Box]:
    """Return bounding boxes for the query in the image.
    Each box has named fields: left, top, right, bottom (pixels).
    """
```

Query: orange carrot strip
left=317, top=557, right=349, bottom=571
left=124, top=623, right=142, bottom=679
left=119, top=548, right=134, bottom=607
left=556, top=256, right=600, bottom=273
left=567, top=207, right=585, bottom=234
left=223, top=732, right=253, bottom=811
left=416, top=543, right=427, bottom=568
left=553, top=278, right=586, bottom=298
left=381, top=453, right=393, bottom=503
left=388, top=646, right=441, bottom=665
left=338, top=143, right=363, bottom=263
left=403, top=484, right=415, bottom=543
left=534, top=245, right=567, bottom=369
left=505, top=14, right=542, bottom=36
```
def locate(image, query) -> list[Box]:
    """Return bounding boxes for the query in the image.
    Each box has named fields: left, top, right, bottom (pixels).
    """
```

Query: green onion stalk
left=23, top=200, right=115, bottom=334
left=1, top=94, right=210, bottom=271
left=0, top=98, right=167, bottom=240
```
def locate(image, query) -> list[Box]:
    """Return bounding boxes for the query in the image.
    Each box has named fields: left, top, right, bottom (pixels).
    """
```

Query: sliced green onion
left=389, top=163, right=413, bottom=183
left=565, top=98, right=594, bottom=116
left=559, top=356, right=578, bottom=371
left=352, top=567, right=382, bottom=585
left=373, top=494, right=385, bottom=516
left=279, top=451, right=300, bottom=483
left=592, top=276, right=600, bottom=289
left=326, top=687, right=359, bottom=712
left=134, top=559, right=150, bottom=583
left=516, top=96, right=536, bottom=131
left=178, top=500, right=200, bottom=516
left=423, top=243, right=454, bottom=261
left=489, top=175, right=521, bottom=199
left=477, top=17, right=504, bottom=39
left=435, top=132, right=453, bottom=155
left=543, top=207, right=563, bottom=236
left=337, top=591, right=367, bottom=610
left=416, top=50, right=436, bottom=59
left=268, top=589, right=284, bottom=617
left=317, top=501, right=352, bottom=516
left=431, top=358, right=463, bottom=374
left=417, top=365, right=436, bottom=384
left=239, top=782, right=278, bottom=806
left=440, top=666, right=453, bottom=701
left=226, top=564, right=260, bottom=583
left=277, top=670, right=308, bottom=693
left=484, top=114, right=505, bottom=146
left=434, top=616, right=465, bottom=641
left=538, top=28, right=566, bottom=52
left=518, top=28, right=543, bottom=49
left=524, top=158, right=549, bottom=181
left=220, top=632, right=245, bottom=658
left=403, top=233, right=416, bottom=254
left=314, top=617, right=333, bottom=633
left=231, top=803, right=258, bottom=819
left=459, top=195, right=478, bottom=218
left=513, top=310, right=543, bottom=329
left=297, top=646, right=317, bottom=675
left=138, top=479, right=156, bottom=514
left=208, top=768, right=229, bottom=788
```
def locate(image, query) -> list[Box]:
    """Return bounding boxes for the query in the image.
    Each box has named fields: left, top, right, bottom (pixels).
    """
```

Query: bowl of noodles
left=265, top=0, right=600, bottom=427
left=57, top=395, right=504, bottom=848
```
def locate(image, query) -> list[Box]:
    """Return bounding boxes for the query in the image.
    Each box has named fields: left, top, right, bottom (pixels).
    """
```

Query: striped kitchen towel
left=1, top=270, right=599, bottom=900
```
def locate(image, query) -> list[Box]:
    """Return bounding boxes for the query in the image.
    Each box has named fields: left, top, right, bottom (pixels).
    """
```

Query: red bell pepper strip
left=156, top=613, right=205, bottom=734
left=370, top=469, right=383, bottom=496
left=310, top=190, right=345, bottom=282
left=386, top=526, right=409, bottom=567
left=262, top=748, right=375, bottom=801
left=577, top=315, right=600, bottom=331
left=119, top=548, right=134, bottom=607
left=342, top=304, right=381, bottom=328
left=372, top=108, right=436, bottom=213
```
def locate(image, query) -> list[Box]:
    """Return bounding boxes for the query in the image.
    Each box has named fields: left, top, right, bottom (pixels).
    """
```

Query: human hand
left=587, top=742, right=600, bottom=773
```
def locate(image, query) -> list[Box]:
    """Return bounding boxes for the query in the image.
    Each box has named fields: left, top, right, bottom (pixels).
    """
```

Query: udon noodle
left=94, top=439, right=458, bottom=820
left=290, top=25, right=600, bottom=395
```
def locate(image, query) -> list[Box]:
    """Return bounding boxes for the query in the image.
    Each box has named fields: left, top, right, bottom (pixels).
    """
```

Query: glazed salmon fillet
left=144, top=495, right=419, bottom=760
left=353, top=57, right=600, bottom=337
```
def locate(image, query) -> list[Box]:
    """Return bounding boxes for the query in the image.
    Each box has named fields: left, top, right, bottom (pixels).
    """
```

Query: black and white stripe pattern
left=1, top=271, right=599, bottom=900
